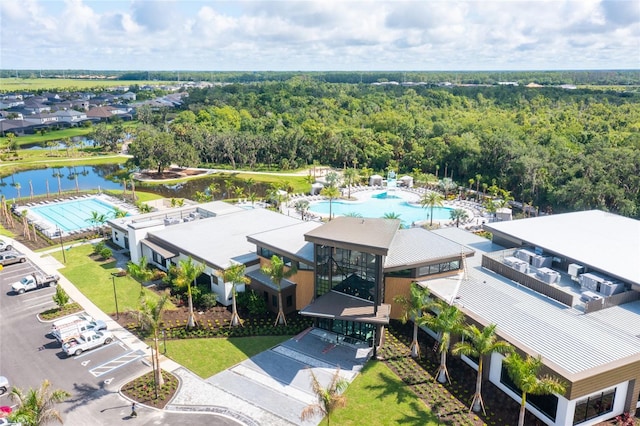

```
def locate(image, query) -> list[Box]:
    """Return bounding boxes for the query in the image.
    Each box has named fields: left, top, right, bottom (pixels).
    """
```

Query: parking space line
left=89, top=349, right=145, bottom=377
left=74, top=341, right=118, bottom=359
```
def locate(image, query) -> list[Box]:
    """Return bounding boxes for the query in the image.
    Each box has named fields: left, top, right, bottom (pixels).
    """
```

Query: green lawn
left=331, top=360, right=437, bottom=426
left=163, top=336, right=291, bottom=378
left=49, top=244, right=175, bottom=315
left=45, top=241, right=436, bottom=425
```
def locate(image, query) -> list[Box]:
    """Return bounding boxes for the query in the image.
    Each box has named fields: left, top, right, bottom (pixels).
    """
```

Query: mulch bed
left=382, top=321, right=634, bottom=426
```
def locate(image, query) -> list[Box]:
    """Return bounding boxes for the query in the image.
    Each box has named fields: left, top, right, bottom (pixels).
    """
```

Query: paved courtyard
left=168, top=328, right=372, bottom=425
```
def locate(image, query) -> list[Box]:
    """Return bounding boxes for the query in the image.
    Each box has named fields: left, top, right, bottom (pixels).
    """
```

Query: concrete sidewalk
left=9, top=237, right=371, bottom=426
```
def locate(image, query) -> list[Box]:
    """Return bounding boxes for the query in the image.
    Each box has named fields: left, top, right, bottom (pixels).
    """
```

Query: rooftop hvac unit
left=599, top=281, right=625, bottom=297
left=514, top=249, right=535, bottom=264
left=531, top=254, right=552, bottom=268
left=536, top=268, right=560, bottom=285
left=568, top=264, right=584, bottom=282
left=504, top=256, right=528, bottom=273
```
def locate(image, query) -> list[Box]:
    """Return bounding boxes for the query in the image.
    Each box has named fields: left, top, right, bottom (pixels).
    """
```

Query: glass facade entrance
left=317, top=318, right=375, bottom=346
left=315, top=245, right=380, bottom=302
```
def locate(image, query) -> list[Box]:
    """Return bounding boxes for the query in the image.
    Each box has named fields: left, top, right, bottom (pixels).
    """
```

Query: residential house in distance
left=107, top=202, right=638, bottom=425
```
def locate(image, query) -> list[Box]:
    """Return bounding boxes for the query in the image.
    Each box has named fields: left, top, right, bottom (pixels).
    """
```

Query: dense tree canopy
left=130, top=80, right=640, bottom=218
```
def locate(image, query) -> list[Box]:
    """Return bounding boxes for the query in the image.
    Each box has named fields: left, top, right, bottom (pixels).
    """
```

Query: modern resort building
left=107, top=205, right=640, bottom=426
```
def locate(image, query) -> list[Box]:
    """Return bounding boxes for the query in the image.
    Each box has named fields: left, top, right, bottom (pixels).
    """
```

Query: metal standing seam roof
left=454, top=275, right=640, bottom=375
left=148, top=208, right=304, bottom=270
left=384, top=228, right=475, bottom=270
left=247, top=221, right=322, bottom=264
left=304, top=217, right=400, bottom=256
left=484, top=210, right=640, bottom=286
left=424, top=228, right=640, bottom=376
left=246, top=269, right=296, bottom=291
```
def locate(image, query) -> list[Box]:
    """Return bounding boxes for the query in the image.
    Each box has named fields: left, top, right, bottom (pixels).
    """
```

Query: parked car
left=11, top=273, right=59, bottom=294
left=52, top=317, right=107, bottom=344
left=63, top=330, right=114, bottom=356
left=0, top=253, right=26, bottom=266
left=0, top=240, right=12, bottom=252
left=0, top=376, right=8, bottom=395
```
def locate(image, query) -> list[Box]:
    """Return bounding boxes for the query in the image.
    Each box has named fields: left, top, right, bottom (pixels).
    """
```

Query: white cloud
left=0, top=0, right=638, bottom=70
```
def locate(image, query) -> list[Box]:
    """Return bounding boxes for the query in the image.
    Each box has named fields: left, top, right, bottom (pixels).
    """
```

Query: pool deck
left=15, top=193, right=139, bottom=238
left=283, top=186, right=486, bottom=230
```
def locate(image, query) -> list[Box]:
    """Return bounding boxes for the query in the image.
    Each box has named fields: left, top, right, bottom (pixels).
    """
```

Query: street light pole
left=57, top=226, right=66, bottom=263
left=111, top=274, right=119, bottom=320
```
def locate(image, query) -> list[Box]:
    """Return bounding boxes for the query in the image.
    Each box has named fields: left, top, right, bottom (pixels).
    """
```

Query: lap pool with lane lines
left=29, top=197, right=124, bottom=232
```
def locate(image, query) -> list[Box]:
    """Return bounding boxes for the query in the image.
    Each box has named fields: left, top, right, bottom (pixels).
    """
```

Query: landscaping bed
left=382, top=322, right=631, bottom=426
left=118, top=305, right=313, bottom=339
left=120, top=370, right=179, bottom=409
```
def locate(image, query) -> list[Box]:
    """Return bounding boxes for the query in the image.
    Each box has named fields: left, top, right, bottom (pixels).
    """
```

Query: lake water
left=0, top=165, right=122, bottom=200
left=0, top=165, right=269, bottom=201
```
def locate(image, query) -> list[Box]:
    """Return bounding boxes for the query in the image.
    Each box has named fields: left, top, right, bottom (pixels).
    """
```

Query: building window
left=417, top=260, right=462, bottom=277
left=297, top=261, right=314, bottom=271
left=500, top=365, right=558, bottom=422
left=272, top=295, right=278, bottom=307
left=212, top=275, right=219, bottom=285
left=152, top=251, right=166, bottom=266
left=573, top=389, right=615, bottom=425
left=286, top=295, right=293, bottom=307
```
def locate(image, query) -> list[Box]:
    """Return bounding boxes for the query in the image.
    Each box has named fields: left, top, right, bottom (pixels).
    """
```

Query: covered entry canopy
left=300, top=291, right=390, bottom=325
left=140, top=238, right=177, bottom=259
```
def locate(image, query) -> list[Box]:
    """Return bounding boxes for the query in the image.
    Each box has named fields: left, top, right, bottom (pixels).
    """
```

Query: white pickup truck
left=51, top=315, right=107, bottom=343
left=63, top=330, right=114, bottom=356
left=12, top=273, right=60, bottom=294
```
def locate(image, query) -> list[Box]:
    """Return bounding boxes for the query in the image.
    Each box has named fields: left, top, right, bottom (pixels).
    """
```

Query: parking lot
left=0, top=246, right=150, bottom=424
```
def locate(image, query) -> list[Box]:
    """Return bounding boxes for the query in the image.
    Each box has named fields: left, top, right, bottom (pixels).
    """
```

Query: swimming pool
left=29, top=197, right=125, bottom=232
left=308, top=191, right=454, bottom=224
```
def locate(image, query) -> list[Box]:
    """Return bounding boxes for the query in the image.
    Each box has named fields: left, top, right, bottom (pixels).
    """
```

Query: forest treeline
left=127, top=80, right=640, bottom=218
left=3, top=69, right=640, bottom=86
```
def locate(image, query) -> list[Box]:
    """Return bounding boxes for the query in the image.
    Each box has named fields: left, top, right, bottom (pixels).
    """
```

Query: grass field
left=49, top=243, right=175, bottom=315
left=163, top=336, right=291, bottom=378
left=0, top=78, right=171, bottom=91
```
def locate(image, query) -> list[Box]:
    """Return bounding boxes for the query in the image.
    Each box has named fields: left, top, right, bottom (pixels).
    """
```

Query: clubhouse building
left=108, top=205, right=640, bottom=426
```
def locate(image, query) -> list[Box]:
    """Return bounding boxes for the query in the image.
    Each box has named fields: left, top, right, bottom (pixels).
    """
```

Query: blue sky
left=1, top=0, right=638, bottom=71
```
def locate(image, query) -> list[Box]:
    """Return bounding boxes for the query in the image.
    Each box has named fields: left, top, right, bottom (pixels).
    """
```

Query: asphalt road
left=0, top=251, right=239, bottom=426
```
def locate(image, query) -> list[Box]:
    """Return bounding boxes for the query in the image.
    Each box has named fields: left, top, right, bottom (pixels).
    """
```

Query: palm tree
left=382, top=212, right=401, bottom=220
left=300, top=368, right=348, bottom=426
left=320, top=185, right=340, bottom=221
left=342, top=167, right=358, bottom=199
left=14, top=182, right=21, bottom=199
left=220, top=263, right=250, bottom=327
left=294, top=199, right=310, bottom=220
left=503, top=353, right=566, bottom=426
left=127, top=256, right=154, bottom=291
left=52, top=170, right=63, bottom=195
left=133, top=293, right=171, bottom=387
left=207, top=182, right=220, bottom=200
left=393, top=282, right=433, bottom=358
left=112, top=207, right=128, bottom=219
left=420, top=191, right=444, bottom=226
left=421, top=300, right=465, bottom=384
left=175, top=257, right=205, bottom=328
left=261, top=255, right=297, bottom=326
left=449, top=208, right=469, bottom=228
left=86, top=211, right=107, bottom=235
left=452, top=323, right=513, bottom=414
left=8, top=379, right=70, bottom=426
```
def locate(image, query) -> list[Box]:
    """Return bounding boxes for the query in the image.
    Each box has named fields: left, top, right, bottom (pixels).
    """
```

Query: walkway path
left=11, top=237, right=370, bottom=426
